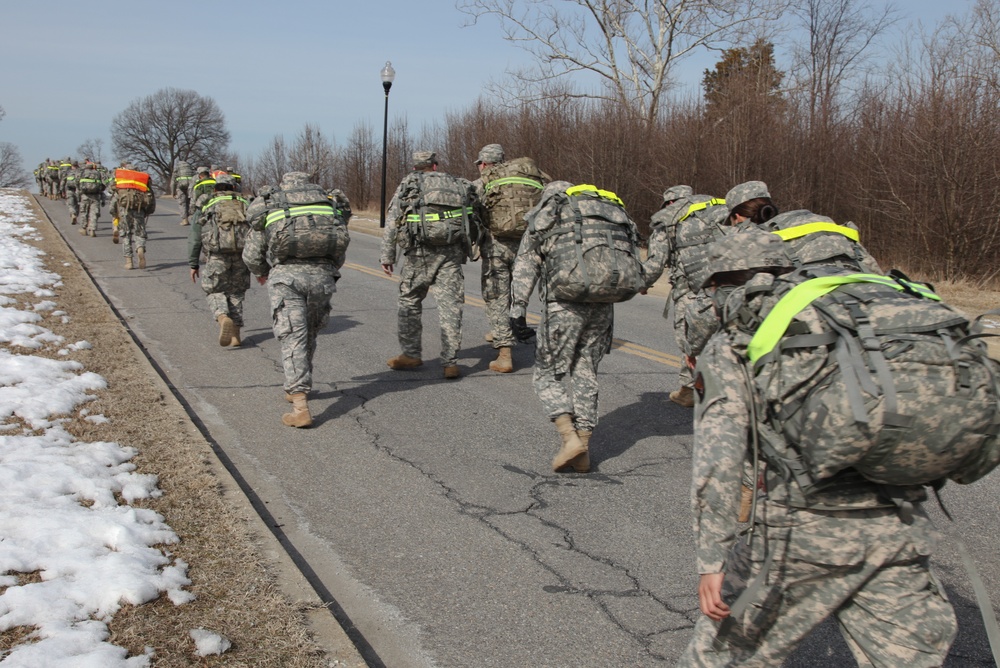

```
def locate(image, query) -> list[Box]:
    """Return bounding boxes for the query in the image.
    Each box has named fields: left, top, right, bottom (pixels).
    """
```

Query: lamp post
left=379, top=61, right=396, bottom=228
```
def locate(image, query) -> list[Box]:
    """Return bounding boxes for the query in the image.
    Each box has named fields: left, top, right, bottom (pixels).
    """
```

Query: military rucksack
left=531, top=185, right=646, bottom=304
left=255, top=184, right=350, bottom=263
left=397, top=172, right=476, bottom=247
left=201, top=194, right=250, bottom=254
left=667, top=196, right=730, bottom=298
left=481, top=157, right=546, bottom=240
left=738, top=265, right=1000, bottom=495
left=78, top=168, right=105, bottom=195
left=765, top=209, right=882, bottom=273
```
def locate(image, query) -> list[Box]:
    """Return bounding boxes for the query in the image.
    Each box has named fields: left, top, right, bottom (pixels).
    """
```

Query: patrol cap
left=214, top=174, right=235, bottom=188
left=197, top=166, right=210, bottom=175
left=725, top=181, right=771, bottom=213
left=701, top=230, right=792, bottom=289
left=475, top=144, right=504, bottom=165
left=412, top=151, right=438, bottom=170
left=280, top=171, right=311, bottom=187
left=662, top=184, right=693, bottom=204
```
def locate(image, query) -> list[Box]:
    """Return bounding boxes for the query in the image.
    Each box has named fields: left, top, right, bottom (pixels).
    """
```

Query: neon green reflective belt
left=565, top=184, right=625, bottom=208
left=747, top=273, right=941, bottom=363
left=264, top=204, right=338, bottom=227
left=203, top=195, right=249, bottom=211
left=175, top=176, right=192, bottom=181
left=679, top=198, right=726, bottom=221
left=772, top=222, right=859, bottom=242
left=404, top=207, right=472, bottom=223
left=484, top=176, right=543, bottom=191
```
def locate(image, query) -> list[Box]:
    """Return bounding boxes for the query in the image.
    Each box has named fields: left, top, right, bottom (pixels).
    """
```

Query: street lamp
left=379, top=61, right=396, bottom=228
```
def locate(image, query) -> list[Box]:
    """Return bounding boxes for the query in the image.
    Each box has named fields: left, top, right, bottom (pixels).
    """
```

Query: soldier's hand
left=381, top=263, right=394, bottom=276
left=510, top=316, right=535, bottom=344
left=698, top=573, right=730, bottom=621
left=190, top=267, right=199, bottom=283
left=256, top=275, right=268, bottom=286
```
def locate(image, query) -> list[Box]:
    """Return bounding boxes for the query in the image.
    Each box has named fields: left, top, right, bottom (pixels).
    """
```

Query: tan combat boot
left=443, top=364, right=460, bottom=379
left=669, top=386, right=695, bottom=408
left=489, top=347, right=514, bottom=373
left=387, top=354, right=423, bottom=370
left=572, top=430, right=592, bottom=473
left=180, top=217, right=189, bottom=226
left=552, top=414, right=586, bottom=472
left=136, top=247, right=146, bottom=269
left=124, top=256, right=134, bottom=270
left=217, top=315, right=235, bottom=347
left=282, top=393, right=313, bottom=428
left=230, top=324, right=241, bottom=347
left=71, top=215, right=77, bottom=225
left=79, top=226, right=87, bottom=235
left=88, top=229, right=96, bottom=237
left=484, top=332, right=494, bottom=343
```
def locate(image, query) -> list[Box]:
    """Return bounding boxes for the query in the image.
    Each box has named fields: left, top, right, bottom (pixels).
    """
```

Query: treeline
left=236, top=35, right=998, bottom=285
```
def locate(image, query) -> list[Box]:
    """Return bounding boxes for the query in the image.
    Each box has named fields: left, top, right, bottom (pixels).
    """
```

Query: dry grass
left=10, top=199, right=334, bottom=666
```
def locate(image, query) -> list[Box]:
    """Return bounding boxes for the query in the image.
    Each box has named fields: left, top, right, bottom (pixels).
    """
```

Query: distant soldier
left=243, top=172, right=350, bottom=427
left=109, top=164, right=155, bottom=270
left=188, top=166, right=215, bottom=227
left=34, top=163, right=45, bottom=194
left=76, top=160, right=105, bottom=237
left=64, top=160, right=80, bottom=226
left=173, top=160, right=194, bottom=226
left=380, top=150, right=480, bottom=379
left=57, top=157, right=73, bottom=199
left=44, top=159, right=60, bottom=199
left=189, top=174, right=251, bottom=347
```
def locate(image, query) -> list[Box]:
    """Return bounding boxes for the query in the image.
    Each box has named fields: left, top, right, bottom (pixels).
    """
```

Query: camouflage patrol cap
left=662, top=184, right=693, bottom=204
left=412, top=151, right=438, bottom=170
left=475, top=144, right=505, bottom=165
left=197, top=166, right=210, bottom=175
left=701, top=230, right=792, bottom=289
left=725, top=181, right=771, bottom=213
left=280, top=171, right=312, bottom=187
left=214, top=174, right=236, bottom=188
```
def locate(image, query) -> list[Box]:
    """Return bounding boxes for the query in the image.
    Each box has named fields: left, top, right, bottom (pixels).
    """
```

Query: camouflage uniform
left=173, top=160, right=193, bottom=224
left=189, top=175, right=251, bottom=329
left=188, top=168, right=216, bottom=227
left=109, top=169, right=154, bottom=264
left=242, top=172, right=345, bottom=396
left=64, top=161, right=80, bottom=224
left=57, top=158, right=72, bottom=198
left=678, top=238, right=957, bottom=667
left=76, top=164, right=104, bottom=235
left=511, top=181, right=615, bottom=431
left=380, top=152, right=477, bottom=371
left=45, top=160, right=60, bottom=198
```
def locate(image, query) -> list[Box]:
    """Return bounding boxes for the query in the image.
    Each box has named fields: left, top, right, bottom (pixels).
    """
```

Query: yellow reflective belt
left=404, top=207, right=472, bottom=223
left=203, top=195, right=249, bottom=211
left=679, top=198, right=726, bottom=221
left=565, top=184, right=625, bottom=208
left=747, top=273, right=941, bottom=363
left=175, top=175, right=192, bottom=181
left=484, top=176, right=543, bottom=191
left=772, top=222, right=859, bottom=242
left=264, top=204, right=337, bottom=227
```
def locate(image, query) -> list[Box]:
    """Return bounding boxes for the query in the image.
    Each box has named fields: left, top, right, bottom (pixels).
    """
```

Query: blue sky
left=0, top=0, right=972, bottom=172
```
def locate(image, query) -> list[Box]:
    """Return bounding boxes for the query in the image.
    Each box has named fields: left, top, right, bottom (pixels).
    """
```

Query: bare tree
left=110, top=88, right=230, bottom=188
left=76, top=138, right=105, bottom=164
left=458, top=0, right=785, bottom=123
left=0, top=142, right=30, bottom=188
left=253, top=135, right=291, bottom=189
left=289, top=123, right=337, bottom=189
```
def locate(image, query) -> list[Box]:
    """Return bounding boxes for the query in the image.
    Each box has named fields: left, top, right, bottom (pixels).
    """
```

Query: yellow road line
left=343, top=262, right=680, bottom=368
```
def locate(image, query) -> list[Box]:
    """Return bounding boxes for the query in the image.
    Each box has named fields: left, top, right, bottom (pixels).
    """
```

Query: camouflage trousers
left=201, top=253, right=250, bottom=325
left=119, top=210, right=147, bottom=258
left=267, top=263, right=337, bottom=395
left=176, top=184, right=190, bottom=220
left=673, top=290, right=718, bottom=387
left=66, top=189, right=79, bottom=219
left=396, top=245, right=465, bottom=366
left=532, top=301, right=614, bottom=431
left=480, top=236, right=520, bottom=348
left=79, top=194, right=101, bottom=233
left=679, top=502, right=956, bottom=667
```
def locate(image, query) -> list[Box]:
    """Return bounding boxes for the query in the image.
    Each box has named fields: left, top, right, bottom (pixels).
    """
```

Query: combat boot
left=180, top=217, right=189, bottom=226
left=551, top=414, right=586, bottom=472
left=572, top=430, right=592, bottom=473
left=136, top=247, right=146, bottom=269
left=124, top=256, right=133, bottom=270
left=443, top=364, right=460, bottom=379
left=79, top=226, right=87, bottom=235
left=669, top=386, right=695, bottom=408
left=387, top=354, right=423, bottom=370
left=71, top=215, right=77, bottom=225
left=217, top=315, right=235, bottom=347
left=484, top=332, right=494, bottom=343
left=281, top=393, right=313, bottom=428
left=230, top=324, right=241, bottom=347
left=88, top=229, right=96, bottom=237
left=488, top=347, right=514, bottom=373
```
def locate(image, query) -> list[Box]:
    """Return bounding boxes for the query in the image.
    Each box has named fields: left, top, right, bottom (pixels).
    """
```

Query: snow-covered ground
left=0, top=190, right=224, bottom=666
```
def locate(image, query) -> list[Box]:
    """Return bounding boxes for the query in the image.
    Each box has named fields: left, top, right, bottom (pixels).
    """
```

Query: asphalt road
left=36, top=195, right=1000, bottom=667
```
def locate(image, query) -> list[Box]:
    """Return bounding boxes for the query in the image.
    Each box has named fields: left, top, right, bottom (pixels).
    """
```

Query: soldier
left=189, top=174, right=251, bottom=347
left=678, top=232, right=957, bottom=666
left=173, top=160, right=194, bottom=226
left=64, top=160, right=80, bottom=226
left=109, top=163, right=155, bottom=270
left=34, top=163, right=45, bottom=195
left=188, top=166, right=215, bottom=227
left=76, top=160, right=105, bottom=238
left=642, top=185, right=730, bottom=408
left=510, top=181, right=643, bottom=473
left=473, top=143, right=549, bottom=373
left=380, top=150, right=480, bottom=379
left=45, top=159, right=60, bottom=199
left=243, top=171, right=350, bottom=427
left=57, top=157, right=73, bottom=199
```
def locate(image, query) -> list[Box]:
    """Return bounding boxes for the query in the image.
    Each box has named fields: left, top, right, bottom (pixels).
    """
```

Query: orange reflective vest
left=114, top=168, right=150, bottom=191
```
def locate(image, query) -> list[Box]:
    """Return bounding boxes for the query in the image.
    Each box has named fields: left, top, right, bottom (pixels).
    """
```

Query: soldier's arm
left=241, top=229, right=269, bottom=279
left=509, top=233, right=542, bottom=318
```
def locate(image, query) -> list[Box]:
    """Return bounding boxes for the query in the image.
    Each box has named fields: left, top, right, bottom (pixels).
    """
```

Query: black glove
left=510, top=316, right=536, bottom=344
